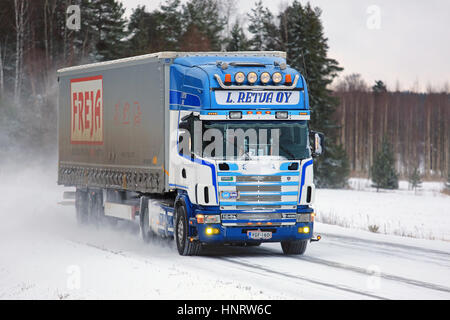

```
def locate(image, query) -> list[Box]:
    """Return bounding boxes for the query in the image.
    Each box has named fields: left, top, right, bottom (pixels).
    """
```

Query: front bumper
left=190, top=205, right=314, bottom=243
left=196, top=222, right=313, bottom=243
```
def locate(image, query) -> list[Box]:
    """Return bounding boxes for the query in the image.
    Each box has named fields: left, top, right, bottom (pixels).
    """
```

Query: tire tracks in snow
left=249, top=246, right=450, bottom=295
left=216, top=256, right=389, bottom=300
left=68, top=237, right=450, bottom=298
left=296, top=255, right=450, bottom=294
left=69, top=239, right=387, bottom=299
left=321, top=233, right=450, bottom=267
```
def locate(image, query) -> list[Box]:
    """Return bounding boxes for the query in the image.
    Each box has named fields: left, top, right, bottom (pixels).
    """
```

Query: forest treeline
left=0, top=0, right=448, bottom=183
left=334, top=74, right=449, bottom=179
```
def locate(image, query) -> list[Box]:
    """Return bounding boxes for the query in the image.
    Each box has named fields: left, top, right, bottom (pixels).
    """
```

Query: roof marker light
left=276, top=111, right=289, bottom=119
left=229, top=111, right=242, bottom=119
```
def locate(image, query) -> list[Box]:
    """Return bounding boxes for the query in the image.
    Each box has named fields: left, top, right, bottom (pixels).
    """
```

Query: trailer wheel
left=175, top=204, right=201, bottom=256
left=280, top=240, right=308, bottom=255
left=75, top=189, right=89, bottom=225
left=88, top=191, right=105, bottom=227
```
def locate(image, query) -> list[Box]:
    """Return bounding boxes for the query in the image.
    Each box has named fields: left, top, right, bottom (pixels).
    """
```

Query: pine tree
left=280, top=1, right=348, bottom=188
left=408, top=166, right=422, bottom=192
left=315, top=144, right=350, bottom=188
left=226, top=21, right=249, bottom=51
left=247, top=1, right=280, bottom=51
left=371, top=137, right=399, bottom=191
left=75, top=0, right=128, bottom=62
left=373, top=80, right=387, bottom=93
left=159, top=0, right=183, bottom=51
left=181, top=0, right=224, bottom=51
left=127, top=5, right=165, bottom=55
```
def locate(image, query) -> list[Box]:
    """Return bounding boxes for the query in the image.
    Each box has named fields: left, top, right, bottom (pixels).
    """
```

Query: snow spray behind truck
left=57, top=51, right=323, bottom=256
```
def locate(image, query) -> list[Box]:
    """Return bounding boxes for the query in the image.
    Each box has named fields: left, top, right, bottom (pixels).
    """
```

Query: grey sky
left=120, top=0, right=449, bottom=92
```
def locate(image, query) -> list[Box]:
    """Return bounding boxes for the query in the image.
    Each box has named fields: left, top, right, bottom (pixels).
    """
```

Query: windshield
left=201, top=120, right=310, bottom=161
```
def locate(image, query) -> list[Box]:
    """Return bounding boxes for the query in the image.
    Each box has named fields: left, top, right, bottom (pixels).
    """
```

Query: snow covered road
left=1, top=166, right=449, bottom=300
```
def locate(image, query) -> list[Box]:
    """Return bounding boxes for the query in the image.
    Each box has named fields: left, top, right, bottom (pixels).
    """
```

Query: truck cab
left=166, top=53, right=323, bottom=255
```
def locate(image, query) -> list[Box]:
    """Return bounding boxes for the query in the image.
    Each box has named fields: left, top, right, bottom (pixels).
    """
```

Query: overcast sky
left=119, top=0, right=449, bottom=92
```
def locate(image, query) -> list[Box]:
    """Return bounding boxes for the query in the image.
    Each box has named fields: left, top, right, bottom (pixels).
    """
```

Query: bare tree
left=335, top=73, right=368, bottom=92
left=14, top=0, right=28, bottom=103
left=220, top=0, right=238, bottom=38
left=0, top=41, right=4, bottom=96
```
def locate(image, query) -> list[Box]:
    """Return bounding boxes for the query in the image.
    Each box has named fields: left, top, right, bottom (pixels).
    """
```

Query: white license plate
left=247, top=230, right=272, bottom=240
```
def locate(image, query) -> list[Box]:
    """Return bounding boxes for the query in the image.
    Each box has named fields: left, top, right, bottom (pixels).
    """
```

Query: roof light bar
left=247, top=72, right=258, bottom=84
left=235, top=72, right=245, bottom=84
left=260, top=72, right=270, bottom=84
left=272, top=72, right=282, bottom=84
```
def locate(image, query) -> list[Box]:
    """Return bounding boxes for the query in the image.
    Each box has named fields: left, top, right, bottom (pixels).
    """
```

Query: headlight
left=272, top=72, right=283, bottom=84
left=234, top=72, right=245, bottom=84
left=247, top=72, right=258, bottom=84
left=260, top=72, right=270, bottom=84
left=204, top=215, right=221, bottom=223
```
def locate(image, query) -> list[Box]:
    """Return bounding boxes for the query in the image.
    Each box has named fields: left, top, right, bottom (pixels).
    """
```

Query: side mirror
left=310, top=131, right=324, bottom=157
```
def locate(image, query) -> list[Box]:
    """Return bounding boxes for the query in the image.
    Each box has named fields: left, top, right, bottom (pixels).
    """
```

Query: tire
left=88, top=190, right=106, bottom=227
left=75, top=189, right=89, bottom=225
left=175, top=204, right=201, bottom=256
left=245, top=242, right=262, bottom=247
left=281, top=240, right=308, bottom=255
left=87, top=191, right=98, bottom=226
left=140, top=206, right=155, bottom=243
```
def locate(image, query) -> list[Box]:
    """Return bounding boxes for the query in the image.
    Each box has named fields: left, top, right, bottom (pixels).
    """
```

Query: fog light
left=298, top=226, right=310, bottom=234
left=205, top=227, right=220, bottom=235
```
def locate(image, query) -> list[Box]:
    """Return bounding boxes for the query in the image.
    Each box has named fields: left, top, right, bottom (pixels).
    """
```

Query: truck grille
left=218, top=171, right=299, bottom=209
left=238, top=195, right=281, bottom=202
left=236, top=175, right=281, bottom=182
left=236, top=185, right=281, bottom=192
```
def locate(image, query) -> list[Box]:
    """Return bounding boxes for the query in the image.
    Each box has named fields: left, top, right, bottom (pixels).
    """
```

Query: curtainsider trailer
left=57, top=51, right=323, bottom=256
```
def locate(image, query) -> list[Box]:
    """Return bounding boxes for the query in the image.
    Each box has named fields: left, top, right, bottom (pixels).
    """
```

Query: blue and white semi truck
left=57, top=51, right=323, bottom=256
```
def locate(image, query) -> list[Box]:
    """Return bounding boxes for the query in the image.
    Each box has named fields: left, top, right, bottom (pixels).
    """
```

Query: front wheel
left=281, top=240, right=308, bottom=255
left=175, top=204, right=201, bottom=256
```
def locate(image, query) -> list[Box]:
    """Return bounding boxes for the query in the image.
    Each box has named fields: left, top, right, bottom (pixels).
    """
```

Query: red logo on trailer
left=70, top=75, right=103, bottom=144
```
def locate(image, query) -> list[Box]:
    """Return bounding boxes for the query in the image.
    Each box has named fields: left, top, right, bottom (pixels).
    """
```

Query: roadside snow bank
left=315, top=179, right=450, bottom=240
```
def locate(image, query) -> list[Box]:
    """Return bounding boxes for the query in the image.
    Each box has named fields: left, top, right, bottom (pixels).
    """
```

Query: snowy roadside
left=0, top=166, right=449, bottom=299
left=315, top=178, right=450, bottom=241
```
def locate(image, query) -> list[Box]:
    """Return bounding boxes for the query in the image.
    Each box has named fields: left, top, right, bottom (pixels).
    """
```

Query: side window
left=178, top=113, right=196, bottom=157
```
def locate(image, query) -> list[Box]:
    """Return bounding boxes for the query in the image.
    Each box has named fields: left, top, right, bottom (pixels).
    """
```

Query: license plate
left=247, top=230, right=272, bottom=240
